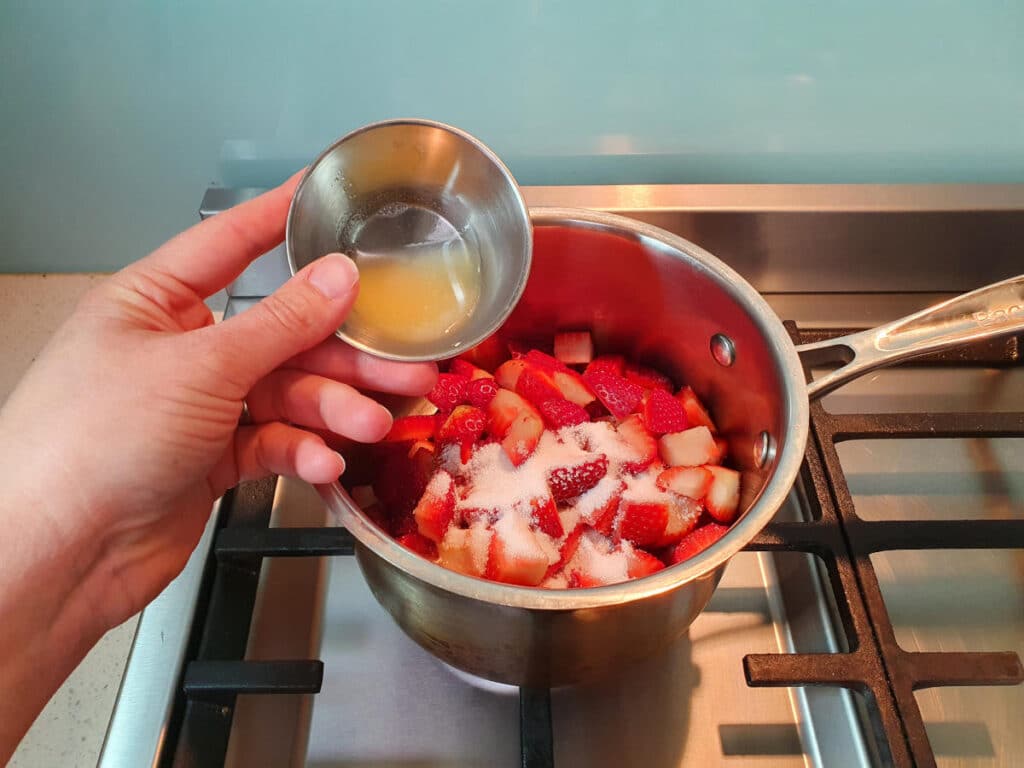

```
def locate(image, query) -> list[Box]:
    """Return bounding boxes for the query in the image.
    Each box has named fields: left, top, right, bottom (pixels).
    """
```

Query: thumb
left=208, top=253, right=359, bottom=390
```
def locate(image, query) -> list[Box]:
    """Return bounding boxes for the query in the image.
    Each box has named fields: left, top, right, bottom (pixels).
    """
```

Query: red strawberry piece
left=670, top=522, right=730, bottom=564
left=413, top=470, right=456, bottom=542
left=582, top=371, right=644, bottom=419
left=507, top=339, right=532, bottom=359
left=624, top=363, right=673, bottom=392
left=547, top=455, right=608, bottom=502
left=397, top=531, right=439, bottom=559
left=460, top=335, right=507, bottom=372
left=486, top=514, right=549, bottom=586
left=538, top=397, right=589, bottom=429
left=545, top=523, right=585, bottom=578
left=656, top=466, right=713, bottom=500
left=584, top=355, right=625, bottom=377
left=593, top=489, right=623, bottom=535
left=515, top=367, right=565, bottom=407
left=449, top=358, right=492, bottom=380
left=494, top=358, right=528, bottom=391
left=406, top=439, right=436, bottom=459
left=466, top=377, right=499, bottom=408
left=713, top=437, right=729, bottom=464
left=705, top=466, right=741, bottom=523
left=654, top=494, right=702, bottom=547
left=617, top=500, right=669, bottom=548
left=486, top=389, right=544, bottom=466
left=616, top=414, right=658, bottom=473
left=549, top=368, right=596, bottom=406
left=438, top=405, right=487, bottom=463
left=531, top=495, right=564, bottom=538
left=567, top=570, right=603, bottom=589
left=382, top=414, right=438, bottom=442
left=627, top=548, right=666, bottom=578
left=676, top=386, right=717, bottom=431
left=427, top=373, right=470, bottom=412
left=659, top=426, right=719, bottom=467
left=640, top=387, right=689, bottom=435
left=554, top=331, right=594, bottom=365
left=373, top=444, right=433, bottom=515
left=524, top=348, right=572, bottom=372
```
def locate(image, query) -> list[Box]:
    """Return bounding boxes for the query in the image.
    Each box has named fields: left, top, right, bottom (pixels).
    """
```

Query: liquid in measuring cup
left=344, top=203, right=482, bottom=346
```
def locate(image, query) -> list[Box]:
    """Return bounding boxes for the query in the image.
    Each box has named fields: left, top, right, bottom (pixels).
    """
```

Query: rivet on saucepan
left=754, top=431, right=776, bottom=469
left=710, top=334, right=735, bottom=367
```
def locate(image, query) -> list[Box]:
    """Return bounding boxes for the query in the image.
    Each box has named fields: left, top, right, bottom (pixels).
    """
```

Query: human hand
left=0, top=173, right=437, bottom=633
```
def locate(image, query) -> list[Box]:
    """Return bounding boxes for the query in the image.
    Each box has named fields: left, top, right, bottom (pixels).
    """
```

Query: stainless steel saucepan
left=319, top=208, right=1024, bottom=686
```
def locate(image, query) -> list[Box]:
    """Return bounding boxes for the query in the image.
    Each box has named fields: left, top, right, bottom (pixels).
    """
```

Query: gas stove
left=100, top=184, right=1024, bottom=767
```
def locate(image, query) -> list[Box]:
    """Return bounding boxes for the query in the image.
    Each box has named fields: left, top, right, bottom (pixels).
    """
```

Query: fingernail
left=334, top=450, right=347, bottom=474
left=307, top=254, right=358, bottom=299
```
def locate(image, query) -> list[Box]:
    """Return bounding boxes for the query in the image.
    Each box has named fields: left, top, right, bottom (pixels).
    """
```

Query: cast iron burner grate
left=160, top=324, right=1024, bottom=768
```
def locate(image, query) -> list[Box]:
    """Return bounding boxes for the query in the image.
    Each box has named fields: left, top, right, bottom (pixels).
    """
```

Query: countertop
left=1, top=274, right=138, bottom=768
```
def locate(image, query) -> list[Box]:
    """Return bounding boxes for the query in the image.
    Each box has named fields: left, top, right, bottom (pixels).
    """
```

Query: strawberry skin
left=545, top=523, right=585, bottom=578
left=627, top=549, right=666, bottom=578
left=675, top=386, right=716, bottom=431
left=617, top=500, right=669, bottom=548
left=466, top=377, right=499, bottom=408
left=427, top=373, right=470, bottom=412
left=486, top=389, right=543, bottom=466
left=516, top=367, right=565, bottom=407
left=547, top=455, right=609, bottom=502
left=538, top=398, right=589, bottom=428
left=670, top=522, right=730, bottom=564
left=641, top=387, right=689, bottom=435
left=585, top=355, right=625, bottom=377
left=438, top=405, right=487, bottom=463
left=494, top=358, right=528, bottom=391
left=531, top=495, right=564, bottom=538
left=582, top=371, right=644, bottom=419
left=524, top=349, right=571, bottom=373
left=616, top=414, right=658, bottom=473
left=624, top=363, right=673, bottom=392
left=382, top=414, right=437, bottom=442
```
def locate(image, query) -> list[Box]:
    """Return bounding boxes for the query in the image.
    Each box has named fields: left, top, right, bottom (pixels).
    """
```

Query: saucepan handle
left=795, top=274, right=1024, bottom=400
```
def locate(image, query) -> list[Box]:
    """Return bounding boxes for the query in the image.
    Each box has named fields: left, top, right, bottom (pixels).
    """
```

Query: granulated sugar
left=572, top=473, right=620, bottom=523
left=566, top=530, right=630, bottom=584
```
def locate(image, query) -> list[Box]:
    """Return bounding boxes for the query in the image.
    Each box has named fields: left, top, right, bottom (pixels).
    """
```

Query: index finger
left=131, top=169, right=305, bottom=299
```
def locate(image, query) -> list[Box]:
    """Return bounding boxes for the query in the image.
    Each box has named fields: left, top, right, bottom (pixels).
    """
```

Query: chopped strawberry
left=486, top=389, right=543, bottom=466
left=616, top=414, right=658, bottom=473
left=545, top=524, right=585, bottom=578
left=624, top=363, right=673, bottom=392
left=593, top=489, right=623, bottom=535
left=531, top=495, right=564, bottom=538
left=659, top=426, right=719, bottom=467
left=549, top=369, right=596, bottom=406
left=585, top=355, right=625, bottom=377
left=450, top=358, right=493, bottom=380
left=655, top=494, right=702, bottom=547
left=640, top=387, right=689, bottom=435
left=397, top=531, right=438, bottom=559
left=486, top=514, right=549, bottom=586
left=582, top=371, right=644, bottom=419
left=427, top=373, right=470, bottom=412
left=438, top=524, right=493, bottom=577
left=554, top=331, right=594, bottom=365
left=406, top=439, right=435, bottom=459
left=547, top=455, right=608, bottom=502
left=670, top=522, right=730, bottom=564
left=676, top=386, right=716, bottom=431
left=466, top=377, right=499, bottom=408
left=705, top=466, right=741, bottom=523
left=538, top=397, right=589, bottom=428
left=438, top=405, right=487, bottom=463
left=460, top=335, right=507, bottom=372
left=516, top=367, right=565, bottom=407
left=382, top=414, right=437, bottom=442
left=524, top=349, right=571, bottom=372
left=627, top=548, right=666, bottom=578
left=413, top=470, right=456, bottom=542
left=656, top=466, right=713, bottom=500
left=507, top=339, right=532, bottom=359
left=713, top=437, right=729, bottom=464
left=617, top=500, right=669, bottom=548
left=494, top=358, right=528, bottom=391
left=567, top=570, right=603, bottom=589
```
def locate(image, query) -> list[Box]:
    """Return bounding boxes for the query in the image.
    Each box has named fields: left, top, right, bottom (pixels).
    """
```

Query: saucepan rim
left=318, top=206, right=809, bottom=610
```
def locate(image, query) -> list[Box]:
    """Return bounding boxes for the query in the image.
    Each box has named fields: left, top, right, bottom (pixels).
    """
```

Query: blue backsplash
left=1, top=1, right=1022, bottom=271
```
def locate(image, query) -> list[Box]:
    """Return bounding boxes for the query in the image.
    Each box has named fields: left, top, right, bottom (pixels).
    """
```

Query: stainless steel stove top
left=100, top=184, right=1024, bottom=768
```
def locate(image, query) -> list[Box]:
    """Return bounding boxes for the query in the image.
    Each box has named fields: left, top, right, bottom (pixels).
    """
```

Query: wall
left=1, top=1, right=1022, bottom=272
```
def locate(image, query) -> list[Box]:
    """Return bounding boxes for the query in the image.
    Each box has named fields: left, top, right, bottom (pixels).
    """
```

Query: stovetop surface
left=99, top=185, right=1024, bottom=768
